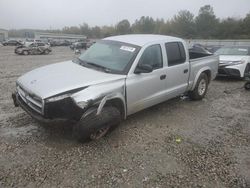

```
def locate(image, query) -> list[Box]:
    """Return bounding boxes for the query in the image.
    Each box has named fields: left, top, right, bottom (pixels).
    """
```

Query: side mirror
left=134, top=64, right=153, bottom=74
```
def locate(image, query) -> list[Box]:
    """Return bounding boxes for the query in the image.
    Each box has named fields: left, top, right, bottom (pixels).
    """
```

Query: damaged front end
left=12, top=85, right=88, bottom=123
left=12, top=78, right=126, bottom=124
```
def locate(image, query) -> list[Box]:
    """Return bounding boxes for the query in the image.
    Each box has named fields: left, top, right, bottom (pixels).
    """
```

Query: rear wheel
left=189, top=73, right=208, bottom=100
left=73, top=106, right=121, bottom=142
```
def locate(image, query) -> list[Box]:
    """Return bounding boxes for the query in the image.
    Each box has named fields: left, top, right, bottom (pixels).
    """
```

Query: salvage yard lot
left=0, top=46, right=249, bottom=187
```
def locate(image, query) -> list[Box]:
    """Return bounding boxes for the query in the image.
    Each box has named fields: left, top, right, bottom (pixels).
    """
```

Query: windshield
left=215, top=47, right=249, bottom=56
left=77, top=40, right=140, bottom=74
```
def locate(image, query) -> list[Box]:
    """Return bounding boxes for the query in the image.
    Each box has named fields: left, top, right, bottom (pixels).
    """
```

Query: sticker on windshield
left=238, top=48, right=247, bottom=52
left=120, top=46, right=136, bottom=52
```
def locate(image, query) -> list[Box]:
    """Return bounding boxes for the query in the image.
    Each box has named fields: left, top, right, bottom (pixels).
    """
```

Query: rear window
left=165, top=42, right=186, bottom=66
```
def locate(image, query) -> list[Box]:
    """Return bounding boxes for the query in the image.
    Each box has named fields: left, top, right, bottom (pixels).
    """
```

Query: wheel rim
left=90, top=126, right=110, bottom=140
left=23, top=51, right=28, bottom=55
left=198, top=79, right=206, bottom=96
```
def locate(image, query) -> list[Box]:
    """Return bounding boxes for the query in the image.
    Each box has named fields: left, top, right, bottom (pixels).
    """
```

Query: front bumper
left=218, top=67, right=241, bottom=77
left=12, top=92, right=79, bottom=124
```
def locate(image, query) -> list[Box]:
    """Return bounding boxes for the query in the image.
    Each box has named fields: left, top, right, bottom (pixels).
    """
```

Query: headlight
left=45, top=93, right=72, bottom=102
left=230, top=60, right=244, bottom=66
left=45, top=87, right=88, bottom=103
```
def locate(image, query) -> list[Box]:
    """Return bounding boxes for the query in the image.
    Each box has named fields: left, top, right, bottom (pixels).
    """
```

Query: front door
left=126, top=44, right=167, bottom=115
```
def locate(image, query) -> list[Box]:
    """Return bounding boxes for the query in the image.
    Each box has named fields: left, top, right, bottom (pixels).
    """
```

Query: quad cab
left=12, top=35, right=219, bottom=141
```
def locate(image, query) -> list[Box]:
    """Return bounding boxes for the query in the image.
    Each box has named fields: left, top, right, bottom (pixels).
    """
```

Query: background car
left=215, top=46, right=250, bottom=78
left=14, top=42, right=52, bottom=55
left=70, top=41, right=87, bottom=50
left=49, top=40, right=71, bottom=47
left=2, top=40, right=23, bottom=46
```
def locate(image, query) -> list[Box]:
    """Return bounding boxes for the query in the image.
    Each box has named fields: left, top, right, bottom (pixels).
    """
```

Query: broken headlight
left=45, top=93, right=72, bottom=102
left=74, top=101, right=88, bottom=109
left=45, top=87, right=88, bottom=103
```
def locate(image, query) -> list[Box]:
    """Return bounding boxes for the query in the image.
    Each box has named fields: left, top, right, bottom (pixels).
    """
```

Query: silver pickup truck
left=12, top=35, right=219, bottom=141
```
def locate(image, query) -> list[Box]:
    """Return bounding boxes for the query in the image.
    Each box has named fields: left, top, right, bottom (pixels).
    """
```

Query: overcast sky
left=0, top=0, right=249, bottom=30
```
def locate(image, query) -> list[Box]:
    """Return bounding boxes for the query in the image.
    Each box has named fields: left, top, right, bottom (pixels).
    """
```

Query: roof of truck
left=104, top=34, right=183, bottom=47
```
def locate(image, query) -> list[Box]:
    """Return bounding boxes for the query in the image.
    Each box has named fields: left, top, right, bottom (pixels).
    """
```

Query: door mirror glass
left=135, top=64, right=153, bottom=74
left=135, top=44, right=163, bottom=74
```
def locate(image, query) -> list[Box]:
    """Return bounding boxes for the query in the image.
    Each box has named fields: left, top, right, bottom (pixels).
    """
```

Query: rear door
left=164, top=42, right=189, bottom=98
left=126, top=44, right=168, bottom=115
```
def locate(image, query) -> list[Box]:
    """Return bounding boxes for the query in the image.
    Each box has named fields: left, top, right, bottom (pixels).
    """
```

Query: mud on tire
left=189, top=73, right=208, bottom=100
left=73, top=106, right=121, bottom=142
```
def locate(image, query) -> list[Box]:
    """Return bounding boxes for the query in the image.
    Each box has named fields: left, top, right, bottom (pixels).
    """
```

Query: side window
left=138, top=44, right=163, bottom=70
left=165, top=42, right=186, bottom=66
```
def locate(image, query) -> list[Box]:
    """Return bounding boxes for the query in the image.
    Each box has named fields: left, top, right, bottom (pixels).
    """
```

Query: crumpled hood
left=17, top=61, right=126, bottom=99
left=219, top=55, right=249, bottom=64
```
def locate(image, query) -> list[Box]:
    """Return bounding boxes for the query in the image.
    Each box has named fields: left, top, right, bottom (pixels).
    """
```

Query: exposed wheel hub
left=198, top=79, right=206, bottom=95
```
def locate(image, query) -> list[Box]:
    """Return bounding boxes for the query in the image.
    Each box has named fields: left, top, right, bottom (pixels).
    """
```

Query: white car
left=215, top=46, right=250, bottom=78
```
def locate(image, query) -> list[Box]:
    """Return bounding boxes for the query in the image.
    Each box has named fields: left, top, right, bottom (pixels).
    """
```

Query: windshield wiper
left=86, top=62, right=111, bottom=73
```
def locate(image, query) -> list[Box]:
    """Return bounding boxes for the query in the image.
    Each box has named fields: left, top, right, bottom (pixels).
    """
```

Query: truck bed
left=188, top=52, right=219, bottom=91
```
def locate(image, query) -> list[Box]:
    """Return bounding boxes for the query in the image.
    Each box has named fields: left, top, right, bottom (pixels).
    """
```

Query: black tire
left=245, top=82, right=250, bottom=90
left=189, top=73, right=209, bottom=100
left=22, top=50, right=29, bottom=55
left=44, top=50, right=50, bottom=55
left=73, top=106, right=121, bottom=142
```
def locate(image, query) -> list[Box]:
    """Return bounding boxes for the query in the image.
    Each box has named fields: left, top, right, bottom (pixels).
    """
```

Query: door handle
left=184, top=69, right=188, bottom=73
left=160, top=74, right=166, bottom=80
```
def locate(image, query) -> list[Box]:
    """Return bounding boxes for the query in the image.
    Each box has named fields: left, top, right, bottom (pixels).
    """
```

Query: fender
left=71, top=78, right=127, bottom=119
left=96, top=93, right=126, bottom=119
left=191, top=66, right=211, bottom=91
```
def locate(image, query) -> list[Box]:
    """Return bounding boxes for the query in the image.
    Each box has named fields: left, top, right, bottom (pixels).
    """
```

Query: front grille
left=17, top=85, right=43, bottom=114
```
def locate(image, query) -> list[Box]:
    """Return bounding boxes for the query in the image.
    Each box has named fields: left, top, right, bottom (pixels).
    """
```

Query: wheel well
left=105, top=98, right=125, bottom=119
left=203, top=70, right=211, bottom=83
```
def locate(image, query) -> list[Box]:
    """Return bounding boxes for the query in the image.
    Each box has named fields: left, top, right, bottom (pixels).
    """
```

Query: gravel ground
left=0, top=46, right=249, bottom=187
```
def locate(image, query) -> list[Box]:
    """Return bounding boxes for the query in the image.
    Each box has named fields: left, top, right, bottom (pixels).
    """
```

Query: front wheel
left=189, top=73, right=208, bottom=100
left=73, top=106, right=121, bottom=142
left=245, top=81, right=250, bottom=90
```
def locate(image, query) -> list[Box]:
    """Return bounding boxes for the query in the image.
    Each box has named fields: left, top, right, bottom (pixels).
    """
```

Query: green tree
left=91, top=26, right=102, bottom=38
left=171, top=10, right=196, bottom=38
left=116, top=19, right=131, bottom=35
left=79, top=23, right=91, bottom=36
left=218, top=18, right=242, bottom=39
left=195, top=5, right=219, bottom=38
left=131, top=16, right=155, bottom=34
left=241, top=13, right=250, bottom=38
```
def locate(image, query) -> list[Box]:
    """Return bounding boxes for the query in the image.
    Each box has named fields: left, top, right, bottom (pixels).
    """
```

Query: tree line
left=8, top=5, right=250, bottom=39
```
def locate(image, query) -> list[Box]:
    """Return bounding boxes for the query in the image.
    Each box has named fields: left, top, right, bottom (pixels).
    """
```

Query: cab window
left=138, top=44, right=163, bottom=70
left=165, top=42, right=186, bottom=66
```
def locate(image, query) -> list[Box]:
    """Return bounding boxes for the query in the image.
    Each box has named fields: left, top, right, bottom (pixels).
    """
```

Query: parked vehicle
left=215, top=46, right=250, bottom=78
left=2, top=40, right=23, bottom=46
left=14, top=42, right=52, bottom=55
left=12, top=35, right=219, bottom=141
left=189, top=44, right=213, bottom=56
left=70, top=42, right=87, bottom=50
left=205, top=45, right=223, bottom=53
left=49, top=40, right=71, bottom=47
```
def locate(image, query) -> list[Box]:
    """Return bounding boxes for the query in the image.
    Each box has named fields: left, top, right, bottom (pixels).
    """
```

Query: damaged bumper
left=12, top=91, right=82, bottom=124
